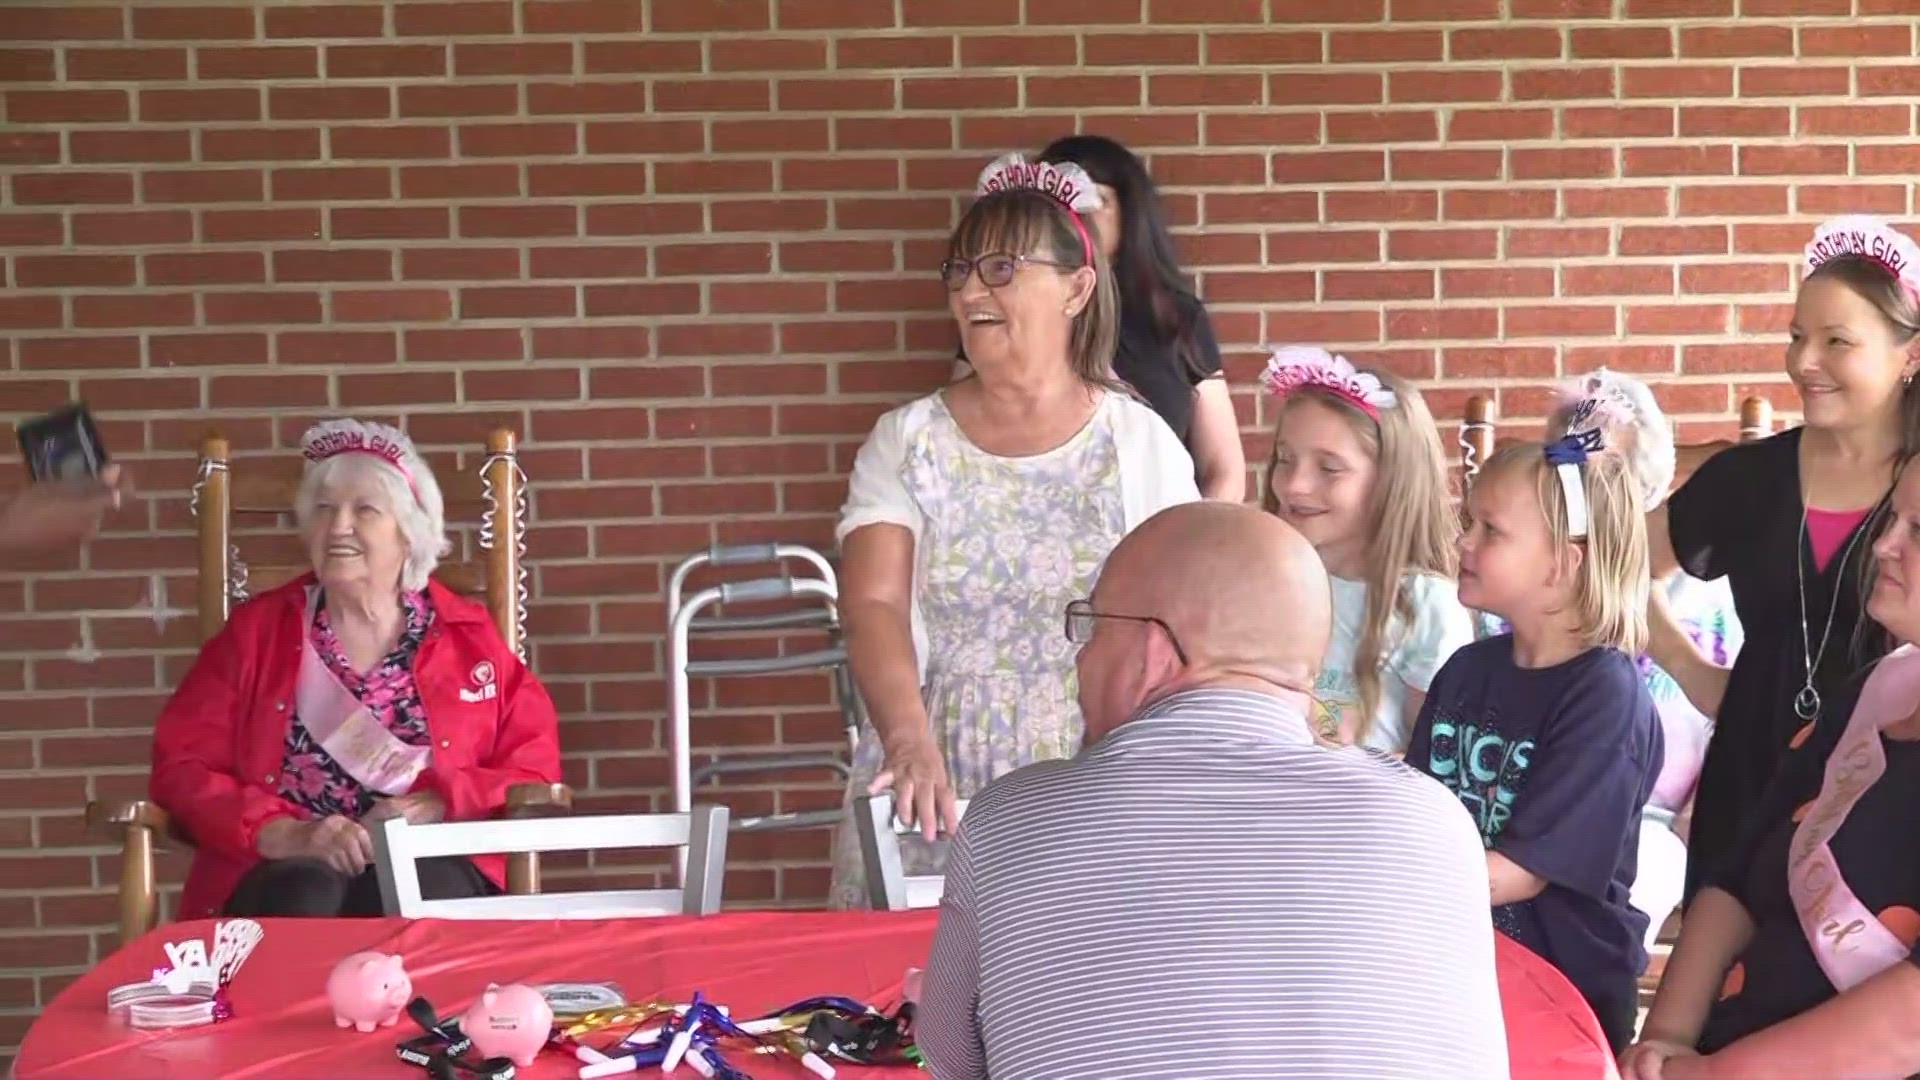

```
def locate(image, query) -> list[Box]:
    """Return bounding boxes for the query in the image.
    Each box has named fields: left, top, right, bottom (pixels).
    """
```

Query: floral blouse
left=277, top=591, right=433, bottom=819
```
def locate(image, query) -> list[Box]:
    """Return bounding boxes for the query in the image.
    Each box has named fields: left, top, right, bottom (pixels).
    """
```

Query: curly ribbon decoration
left=476, top=451, right=530, bottom=661
left=1458, top=420, right=1491, bottom=486
left=188, top=457, right=250, bottom=604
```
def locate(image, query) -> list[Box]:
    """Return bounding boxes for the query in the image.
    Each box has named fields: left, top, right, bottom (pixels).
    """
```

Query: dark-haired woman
left=830, top=153, right=1199, bottom=906
left=1648, top=215, right=1920, bottom=903
left=957, top=135, right=1245, bottom=501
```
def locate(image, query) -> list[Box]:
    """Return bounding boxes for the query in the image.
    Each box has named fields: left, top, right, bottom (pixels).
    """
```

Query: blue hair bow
left=1544, top=428, right=1605, bottom=539
left=1544, top=427, right=1605, bottom=467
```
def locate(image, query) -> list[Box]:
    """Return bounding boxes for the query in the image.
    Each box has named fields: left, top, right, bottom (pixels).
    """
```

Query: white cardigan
left=836, top=389, right=1202, bottom=679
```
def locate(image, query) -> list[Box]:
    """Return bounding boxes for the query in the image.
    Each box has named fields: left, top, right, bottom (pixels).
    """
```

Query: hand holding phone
left=5, top=404, right=129, bottom=559
left=0, top=464, right=129, bottom=557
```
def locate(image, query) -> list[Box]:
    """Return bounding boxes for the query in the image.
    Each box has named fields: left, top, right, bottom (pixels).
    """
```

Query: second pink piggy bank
left=326, top=952, right=412, bottom=1032
left=460, top=983, right=553, bottom=1067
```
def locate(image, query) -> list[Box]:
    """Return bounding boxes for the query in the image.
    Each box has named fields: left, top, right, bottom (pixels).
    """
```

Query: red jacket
left=150, top=574, right=562, bottom=920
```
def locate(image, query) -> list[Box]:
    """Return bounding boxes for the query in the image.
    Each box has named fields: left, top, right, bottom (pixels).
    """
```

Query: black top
left=957, top=291, right=1223, bottom=444
left=1701, top=675, right=1920, bottom=1056
left=1406, top=636, right=1663, bottom=1032
left=1111, top=291, right=1223, bottom=444
left=1667, top=427, right=1893, bottom=898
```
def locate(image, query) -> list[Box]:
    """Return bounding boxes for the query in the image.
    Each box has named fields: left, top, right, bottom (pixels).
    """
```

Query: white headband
left=1544, top=403, right=1608, bottom=541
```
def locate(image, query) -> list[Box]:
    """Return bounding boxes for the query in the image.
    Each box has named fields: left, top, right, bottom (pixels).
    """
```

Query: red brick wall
left=1, top=0, right=1912, bottom=1060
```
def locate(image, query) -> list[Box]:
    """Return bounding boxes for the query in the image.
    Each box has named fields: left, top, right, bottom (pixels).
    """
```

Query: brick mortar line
left=10, top=20, right=1903, bottom=43
left=0, top=237, right=1893, bottom=253
left=4, top=97, right=1905, bottom=115
left=8, top=166, right=1903, bottom=183
left=0, top=237, right=1888, bottom=251
left=12, top=51, right=1915, bottom=77
left=12, top=101, right=1920, bottom=123
left=10, top=179, right=1913, bottom=199
left=0, top=289, right=1842, bottom=304
left=0, top=355, right=1815, bottom=368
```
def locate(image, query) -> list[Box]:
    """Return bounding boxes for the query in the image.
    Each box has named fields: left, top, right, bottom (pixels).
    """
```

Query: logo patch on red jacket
left=460, top=660, right=498, bottom=703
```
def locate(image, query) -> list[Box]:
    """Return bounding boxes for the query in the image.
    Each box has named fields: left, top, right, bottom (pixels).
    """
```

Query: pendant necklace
left=1795, top=512, right=1865, bottom=722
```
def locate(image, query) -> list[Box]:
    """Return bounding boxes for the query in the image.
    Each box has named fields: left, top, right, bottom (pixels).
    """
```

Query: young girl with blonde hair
left=1476, top=369, right=1743, bottom=951
left=1406, top=413, right=1664, bottom=1054
left=1259, top=346, right=1473, bottom=753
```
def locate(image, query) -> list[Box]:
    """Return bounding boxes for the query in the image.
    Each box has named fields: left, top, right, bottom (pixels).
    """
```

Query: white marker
left=661, top=1016, right=700, bottom=1073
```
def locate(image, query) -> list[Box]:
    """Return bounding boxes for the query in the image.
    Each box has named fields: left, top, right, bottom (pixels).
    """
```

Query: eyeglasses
left=940, top=252, right=1072, bottom=292
left=1063, top=599, right=1189, bottom=666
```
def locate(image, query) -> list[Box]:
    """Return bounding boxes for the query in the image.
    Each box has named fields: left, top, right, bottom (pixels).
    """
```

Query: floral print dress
left=277, top=590, right=434, bottom=819
left=829, top=394, right=1126, bottom=906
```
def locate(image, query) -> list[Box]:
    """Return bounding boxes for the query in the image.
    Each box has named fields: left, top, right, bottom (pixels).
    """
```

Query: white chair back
left=853, top=794, right=969, bottom=911
left=371, top=806, right=728, bottom=920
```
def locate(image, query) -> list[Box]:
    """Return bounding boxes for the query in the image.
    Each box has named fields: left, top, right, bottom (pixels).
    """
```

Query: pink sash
left=1786, top=643, right=1920, bottom=991
left=294, top=591, right=430, bottom=796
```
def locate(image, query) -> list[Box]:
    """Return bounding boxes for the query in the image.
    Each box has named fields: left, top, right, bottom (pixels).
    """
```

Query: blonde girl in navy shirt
left=1406, top=413, right=1664, bottom=1052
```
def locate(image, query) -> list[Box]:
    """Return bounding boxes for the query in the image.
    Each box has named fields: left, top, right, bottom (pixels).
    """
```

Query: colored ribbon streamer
left=574, top=993, right=916, bottom=1079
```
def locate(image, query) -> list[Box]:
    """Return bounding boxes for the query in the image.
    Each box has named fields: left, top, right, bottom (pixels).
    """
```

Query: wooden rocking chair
left=1458, top=393, right=1776, bottom=493
left=85, top=428, right=572, bottom=946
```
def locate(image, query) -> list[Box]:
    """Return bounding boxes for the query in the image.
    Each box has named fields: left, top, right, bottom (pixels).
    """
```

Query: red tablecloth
left=16, top=911, right=1615, bottom=1079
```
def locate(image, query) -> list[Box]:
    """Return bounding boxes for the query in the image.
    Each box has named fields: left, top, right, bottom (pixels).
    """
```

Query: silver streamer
left=476, top=452, right=530, bottom=660
left=187, top=457, right=249, bottom=604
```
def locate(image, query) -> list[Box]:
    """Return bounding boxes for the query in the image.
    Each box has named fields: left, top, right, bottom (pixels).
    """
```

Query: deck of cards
left=107, top=919, right=262, bottom=1030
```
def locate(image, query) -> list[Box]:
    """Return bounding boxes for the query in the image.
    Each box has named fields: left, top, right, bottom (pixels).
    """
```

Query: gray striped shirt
left=918, top=688, right=1510, bottom=1080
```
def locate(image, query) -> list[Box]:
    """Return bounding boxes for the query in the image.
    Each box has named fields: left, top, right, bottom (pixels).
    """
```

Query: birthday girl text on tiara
left=980, top=160, right=1085, bottom=206
left=1808, top=228, right=1911, bottom=277
left=305, top=429, right=407, bottom=467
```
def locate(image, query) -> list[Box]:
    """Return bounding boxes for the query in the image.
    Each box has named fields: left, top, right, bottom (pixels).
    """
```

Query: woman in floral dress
left=830, top=154, right=1201, bottom=905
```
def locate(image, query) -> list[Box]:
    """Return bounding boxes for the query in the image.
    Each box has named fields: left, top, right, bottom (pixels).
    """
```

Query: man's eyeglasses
left=1063, top=599, right=1189, bottom=666
left=941, top=252, right=1072, bottom=292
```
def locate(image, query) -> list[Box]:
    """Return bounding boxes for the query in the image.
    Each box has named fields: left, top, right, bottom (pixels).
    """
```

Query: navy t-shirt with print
left=1406, top=634, right=1664, bottom=1032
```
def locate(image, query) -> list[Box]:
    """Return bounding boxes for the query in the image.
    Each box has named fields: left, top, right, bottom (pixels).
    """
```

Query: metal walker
left=665, top=543, right=864, bottom=862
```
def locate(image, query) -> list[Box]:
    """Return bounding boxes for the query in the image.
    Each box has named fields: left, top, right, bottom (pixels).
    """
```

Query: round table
left=14, top=910, right=1615, bottom=1079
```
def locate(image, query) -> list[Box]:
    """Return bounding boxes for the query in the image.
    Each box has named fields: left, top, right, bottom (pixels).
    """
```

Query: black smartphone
left=16, top=402, right=108, bottom=482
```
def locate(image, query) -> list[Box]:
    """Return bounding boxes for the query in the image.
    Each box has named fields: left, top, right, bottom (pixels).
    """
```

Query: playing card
left=210, top=919, right=262, bottom=985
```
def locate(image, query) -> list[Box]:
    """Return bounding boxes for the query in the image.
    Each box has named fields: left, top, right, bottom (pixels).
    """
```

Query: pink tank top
left=1806, top=506, right=1870, bottom=573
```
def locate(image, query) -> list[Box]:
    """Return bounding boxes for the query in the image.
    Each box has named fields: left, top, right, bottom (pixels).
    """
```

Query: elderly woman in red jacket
left=150, top=419, right=561, bottom=920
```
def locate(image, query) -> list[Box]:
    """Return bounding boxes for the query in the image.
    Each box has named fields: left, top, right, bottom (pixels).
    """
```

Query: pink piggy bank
left=460, top=983, right=553, bottom=1067
left=326, top=951, right=412, bottom=1032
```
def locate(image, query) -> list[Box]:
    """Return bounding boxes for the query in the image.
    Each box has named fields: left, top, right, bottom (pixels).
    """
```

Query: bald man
left=917, top=503, right=1509, bottom=1080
